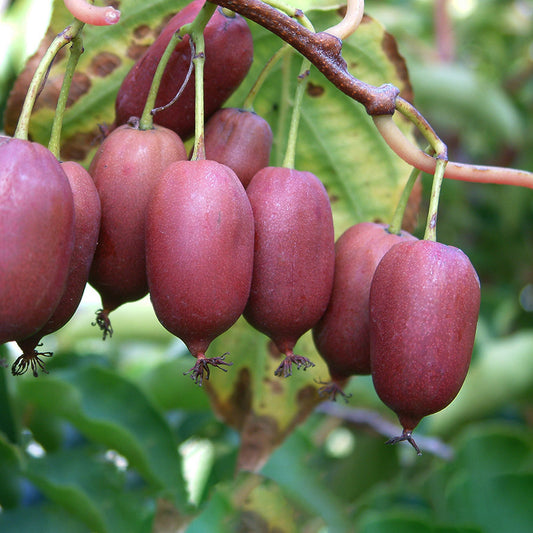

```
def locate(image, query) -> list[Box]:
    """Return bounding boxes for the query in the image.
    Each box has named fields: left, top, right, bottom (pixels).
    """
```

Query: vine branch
left=208, top=0, right=399, bottom=115
left=207, top=0, right=533, bottom=189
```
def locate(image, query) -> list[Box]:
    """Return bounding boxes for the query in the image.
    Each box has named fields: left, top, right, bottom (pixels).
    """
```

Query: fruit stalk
left=190, top=2, right=218, bottom=160
left=282, top=58, right=310, bottom=169
left=139, top=2, right=217, bottom=131
left=423, top=157, right=447, bottom=241
left=14, top=19, right=84, bottom=140
left=48, top=30, right=85, bottom=159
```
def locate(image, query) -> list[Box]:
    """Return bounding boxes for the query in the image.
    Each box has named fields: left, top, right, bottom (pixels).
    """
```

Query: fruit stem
left=275, top=50, right=292, bottom=166
left=48, top=30, right=85, bottom=159
left=387, top=148, right=431, bottom=235
left=190, top=2, right=218, bottom=160
left=139, top=25, right=191, bottom=130
left=139, top=2, right=216, bottom=132
left=423, top=157, right=448, bottom=241
left=242, top=44, right=291, bottom=111
left=282, top=58, right=310, bottom=169
left=14, top=19, right=85, bottom=141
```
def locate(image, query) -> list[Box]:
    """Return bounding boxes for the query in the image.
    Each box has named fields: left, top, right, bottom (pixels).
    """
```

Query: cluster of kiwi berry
left=0, top=0, right=481, bottom=452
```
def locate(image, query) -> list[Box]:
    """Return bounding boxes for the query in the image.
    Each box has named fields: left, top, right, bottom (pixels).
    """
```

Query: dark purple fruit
left=88, top=121, right=187, bottom=337
left=115, top=0, right=253, bottom=139
left=369, top=239, right=480, bottom=453
left=146, top=159, right=254, bottom=384
left=0, top=137, right=75, bottom=345
left=13, top=161, right=101, bottom=377
left=204, top=108, right=272, bottom=188
left=244, top=167, right=335, bottom=377
left=312, top=222, right=416, bottom=400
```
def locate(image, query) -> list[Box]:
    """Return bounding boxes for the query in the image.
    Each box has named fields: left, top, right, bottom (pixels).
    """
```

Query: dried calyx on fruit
left=313, top=222, right=417, bottom=400
left=244, top=166, right=335, bottom=377
left=115, top=0, right=253, bottom=139
left=369, top=239, right=480, bottom=454
left=12, top=161, right=101, bottom=376
left=88, top=118, right=187, bottom=339
left=146, top=159, right=255, bottom=385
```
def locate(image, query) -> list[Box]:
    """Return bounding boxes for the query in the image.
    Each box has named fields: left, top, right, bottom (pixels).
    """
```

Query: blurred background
left=1, top=1, right=533, bottom=532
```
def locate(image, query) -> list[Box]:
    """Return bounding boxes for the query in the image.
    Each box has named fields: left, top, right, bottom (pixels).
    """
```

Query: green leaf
left=25, top=446, right=154, bottom=533
left=358, top=511, right=481, bottom=533
left=0, top=351, right=20, bottom=444
left=15, top=365, right=189, bottom=510
left=0, top=502, right=91, bottom=533
left=0, top=433, right=23, bottom=509
left=445, top=473, right=533, bottom=533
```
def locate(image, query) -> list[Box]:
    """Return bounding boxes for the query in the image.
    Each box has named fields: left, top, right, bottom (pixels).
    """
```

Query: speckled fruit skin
left=115, top=0, right=253, bottom=139
left=369, top=239, right=480, bottom=432
left=244, top=167, right=335, bottom=356
left=146, top=159, right=254, bottom=358
left=88, top=123, right=187, bottom=313
left=204, top=108, right=273, bottom=188
left=18, top=161, right=101, bottom=350
left=313, top=222, right=417, bottom=381
left=0, top=137, right=75, bottom=344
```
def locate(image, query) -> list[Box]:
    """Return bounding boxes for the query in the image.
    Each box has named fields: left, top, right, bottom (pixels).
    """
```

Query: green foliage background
left=1, top=0, right=533, bottom=531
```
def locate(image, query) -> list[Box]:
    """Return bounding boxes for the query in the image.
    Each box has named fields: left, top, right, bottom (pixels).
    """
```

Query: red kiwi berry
left=244, top=167, right=335, bottom=378
left=88, top=119, right=187, bottom=339
left=0, top=137, right=75, bottom=347
left=203, top=108, right=273, bottom=188
left=12, top=161, right=101, bottom=377
left=312, top=222, right=417, bottom=401
left=369, top=239, right=480, bottom=454
left=146, top=159, right=254, bottom=385
left=115, top=0, right=253, bottom=139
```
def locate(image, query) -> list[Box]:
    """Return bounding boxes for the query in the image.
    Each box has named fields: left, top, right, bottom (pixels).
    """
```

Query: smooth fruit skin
left=369, top=239, right=480, bottom=435
left=0, top=137, right=75, bottom=345
left=146, top=159, right=254, bottom=381
left=204, top=108, right=273, bottom=188
left=244, top=167, right=335, bottom=376
left=313, top=222, right=417, bottom=385
left=15, top=162, right=101, bottom=362
left=88, top=123, right=187, bottom=324
left=115, top=0, right=253, bottom=139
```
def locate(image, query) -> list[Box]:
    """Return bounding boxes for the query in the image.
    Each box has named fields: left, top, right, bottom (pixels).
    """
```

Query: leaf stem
left=48, top=30, right=85, bottom=159
left=63, top=0, right=120, bottom=26
left=14, top=19, right=85, bottom=141
left=325, top=0, right=365, bottom=40
left=373, top=115, right=533, bottom=188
